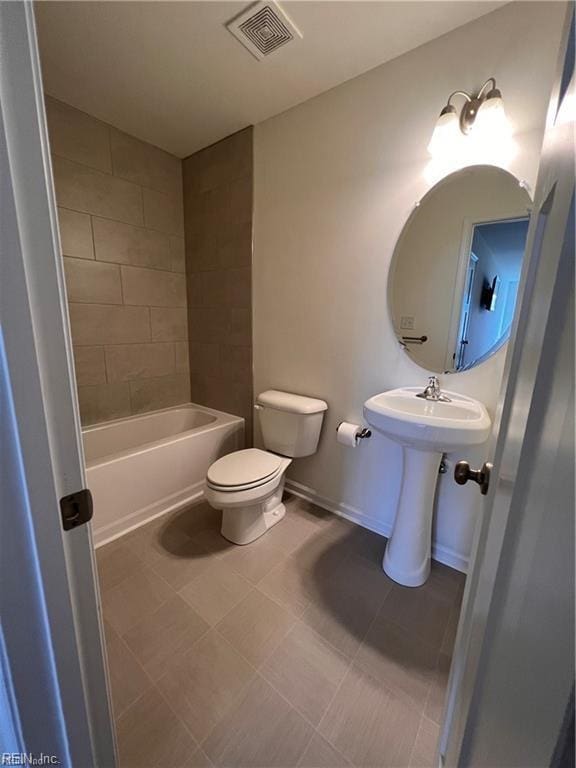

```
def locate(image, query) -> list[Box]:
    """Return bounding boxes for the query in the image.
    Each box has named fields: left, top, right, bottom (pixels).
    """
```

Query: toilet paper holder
left=336, top=423, right=372, bottom=440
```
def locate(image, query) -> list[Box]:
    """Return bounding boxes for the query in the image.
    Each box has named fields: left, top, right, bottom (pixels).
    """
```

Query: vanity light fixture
left=428, top=78, right=509, bottom=156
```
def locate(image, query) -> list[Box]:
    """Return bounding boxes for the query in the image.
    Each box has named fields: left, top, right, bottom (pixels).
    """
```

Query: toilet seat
left=207, top=448, right=285, bottom=492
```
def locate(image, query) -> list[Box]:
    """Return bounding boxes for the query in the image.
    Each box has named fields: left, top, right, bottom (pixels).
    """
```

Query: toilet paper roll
left=336, top=421, right=363, bottom=447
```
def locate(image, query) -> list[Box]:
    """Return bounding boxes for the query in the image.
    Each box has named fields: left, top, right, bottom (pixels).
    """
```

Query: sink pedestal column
left=383, top=447, right=442, bottom=587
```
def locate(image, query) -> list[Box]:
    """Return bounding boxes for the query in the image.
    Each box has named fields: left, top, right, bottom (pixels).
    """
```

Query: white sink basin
left=363, top=386, right=491, bottom=587
left=363, top=387, right=491, bottom=451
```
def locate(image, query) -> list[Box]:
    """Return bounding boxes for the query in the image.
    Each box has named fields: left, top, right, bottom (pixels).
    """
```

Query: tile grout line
left=407, top=712, right=425, bottom=768
left=206, top=625, right=323, bottom=758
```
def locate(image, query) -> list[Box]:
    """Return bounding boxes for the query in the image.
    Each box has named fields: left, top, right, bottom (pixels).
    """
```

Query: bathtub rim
left=83, top=401, right=244, bottom=469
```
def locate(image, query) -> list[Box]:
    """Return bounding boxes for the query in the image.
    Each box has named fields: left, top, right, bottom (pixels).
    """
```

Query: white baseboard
left=93, top=482, right=205, bottom=548
left=285, top=479, right=468, bottom=574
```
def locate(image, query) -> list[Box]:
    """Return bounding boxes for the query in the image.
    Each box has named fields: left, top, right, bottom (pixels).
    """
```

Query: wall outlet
left=400, top=315, right=415, bottom=330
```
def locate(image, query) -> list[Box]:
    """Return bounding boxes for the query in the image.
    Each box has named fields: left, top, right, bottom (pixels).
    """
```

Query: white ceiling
left=35, top=1, right=505, bottom=158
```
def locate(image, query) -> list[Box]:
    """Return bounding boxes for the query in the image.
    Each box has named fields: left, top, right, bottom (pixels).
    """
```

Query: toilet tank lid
left=257, top=390, right=328, bottom=414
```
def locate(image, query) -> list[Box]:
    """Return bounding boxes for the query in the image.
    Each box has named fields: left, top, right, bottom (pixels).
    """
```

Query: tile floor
left=97, top=495, right=464, bottom=768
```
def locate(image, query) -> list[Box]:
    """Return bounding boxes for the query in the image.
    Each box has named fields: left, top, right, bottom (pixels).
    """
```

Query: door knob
left=454, top=460, right=492, bottom=495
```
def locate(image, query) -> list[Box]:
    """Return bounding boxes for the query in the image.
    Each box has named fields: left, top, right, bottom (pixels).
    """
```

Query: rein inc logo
left=1, top=756, right=59, bottom=766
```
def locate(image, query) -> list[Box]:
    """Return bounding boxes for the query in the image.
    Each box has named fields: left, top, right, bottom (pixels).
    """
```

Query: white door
left=0, top=3, right=115, bottom=765
left=441, top=7, right=574, bottom=766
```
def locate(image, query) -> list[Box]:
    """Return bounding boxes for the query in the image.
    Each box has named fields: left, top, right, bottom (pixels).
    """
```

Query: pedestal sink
left=364, top=387, right=491, bottom=587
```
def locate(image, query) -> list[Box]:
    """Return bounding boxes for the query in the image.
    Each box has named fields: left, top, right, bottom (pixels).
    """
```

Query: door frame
left=444, top=206, right=530, bottom=371
left=0, top=2, right=115, bottom=765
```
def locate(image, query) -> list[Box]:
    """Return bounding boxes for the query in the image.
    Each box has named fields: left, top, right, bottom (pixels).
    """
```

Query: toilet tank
left=256, top=390, right=328, bottom=458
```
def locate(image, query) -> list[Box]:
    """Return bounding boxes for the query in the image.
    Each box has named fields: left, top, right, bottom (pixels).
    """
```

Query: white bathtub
left=83, top=403, right=244, bottom=547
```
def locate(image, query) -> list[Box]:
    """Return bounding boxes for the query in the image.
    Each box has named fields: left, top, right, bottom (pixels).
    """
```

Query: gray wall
left=253, top=2, right=565, bottom=569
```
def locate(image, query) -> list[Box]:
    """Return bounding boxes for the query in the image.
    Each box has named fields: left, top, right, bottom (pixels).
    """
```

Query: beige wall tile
left=170, top=236, right=185, bottom=273
left=188, top=306, right=229, bottom=344
left=143, top=187, right=184, bottom=236
left=174, top=341, right=189, bottom=375
left=69, top=304, right=150, bottom=346
left=189, top=342, right=219, bottom=372
left=121, top=266, right=186, bottom=307
left=188, top=271, right=228, bottom=307
left=78, top=382, right=131, bottom=424
left=228, top=174, right=253, bottom=227
left=228, top=308, right=251, bottom=346
left=151, top=307, right=188, bottom=341
left=46, top=97, right=111, bottom=173
left=185, top=231, right=220, bottom=272
left=73, top=346, right=106, bottom=386
left=53, top=156, right=143, bottom=226
left=57, top=207, right=94, bottom=260
left=219, top=221, right=252, bottom=268
left=63, top=257, right=122, bottom=305
left=227, top=268, right=251, bottom=308
left=110, top=128, right=182, bottom=196
left=49, top=101, right=187, bottom=425
left=182, top=127, right=252, bottom=195
left=219, top=345, right=251, bottom=381
left=129, top=374, right=190, bottom=413
left=92, top=217, right=172, bottom=270
left=105, top=343, right=175, bottom=382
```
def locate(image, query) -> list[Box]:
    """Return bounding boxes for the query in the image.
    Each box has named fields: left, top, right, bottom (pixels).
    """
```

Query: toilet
left=205, top=390, right=327, bottom=545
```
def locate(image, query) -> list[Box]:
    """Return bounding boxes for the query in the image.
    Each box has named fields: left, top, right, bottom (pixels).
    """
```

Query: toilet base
left=220, top=482, right=286, bottom=545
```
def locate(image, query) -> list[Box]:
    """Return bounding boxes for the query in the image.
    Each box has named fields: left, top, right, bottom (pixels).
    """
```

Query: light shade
left=427, top=105, right=460, bottom=157
left=475, top=91, right=511, bottom=139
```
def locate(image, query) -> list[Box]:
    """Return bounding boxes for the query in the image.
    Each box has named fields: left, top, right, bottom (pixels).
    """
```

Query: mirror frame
left=388, top=164, right=533, bottom=374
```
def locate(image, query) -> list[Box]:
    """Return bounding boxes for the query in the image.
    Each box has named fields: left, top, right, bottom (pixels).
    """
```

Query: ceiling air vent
left=226, top=1, right=302, bottom=61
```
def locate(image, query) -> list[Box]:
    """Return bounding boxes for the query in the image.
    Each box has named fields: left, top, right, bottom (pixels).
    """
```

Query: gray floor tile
left=216, top=589, right=296, bottom=667
left=318, top=663, right=421, bottom=768
left=104, top=622, right=152, bottom=719
left=297, top=733, right=352, bottom=768
left=156, top=630, right=256, bottom=742
left=102, top=565, right=173, bottom=636
left=355, top=617, right=437, bottom=710
left=122, top=594, right=209, bottom=680
left=202, top=675, right=314, bottom=767
left=409, top=716, right=440, bottom=768
left=179, top=562, right=252, bottom=626
left=116, top=687, right=198, bottom=768
left=261, top=623, right=350, bottom=725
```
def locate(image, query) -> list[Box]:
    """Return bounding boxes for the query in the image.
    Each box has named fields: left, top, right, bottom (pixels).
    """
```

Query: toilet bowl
left=205, top=390, right=327, bottom=546
left=205, top=449, right=292, bottom=545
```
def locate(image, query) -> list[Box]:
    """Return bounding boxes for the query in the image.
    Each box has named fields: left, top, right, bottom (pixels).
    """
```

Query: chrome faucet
left=416, top=376, right=451, bottom=402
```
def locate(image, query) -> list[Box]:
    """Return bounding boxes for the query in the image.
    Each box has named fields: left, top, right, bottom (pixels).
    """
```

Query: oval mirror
left=389, top=166, right=531, bottom=373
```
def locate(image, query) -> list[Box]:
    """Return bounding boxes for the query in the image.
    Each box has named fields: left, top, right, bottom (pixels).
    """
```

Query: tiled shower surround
left=46, top=97, right=190, bottom=425
left=183, top=129, right=254, bottom=444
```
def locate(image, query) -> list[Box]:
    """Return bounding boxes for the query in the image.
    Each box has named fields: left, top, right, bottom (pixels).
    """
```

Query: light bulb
left=475, top=92, right=511, bottom=139
left=427, top=105, right=461, bottom=157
